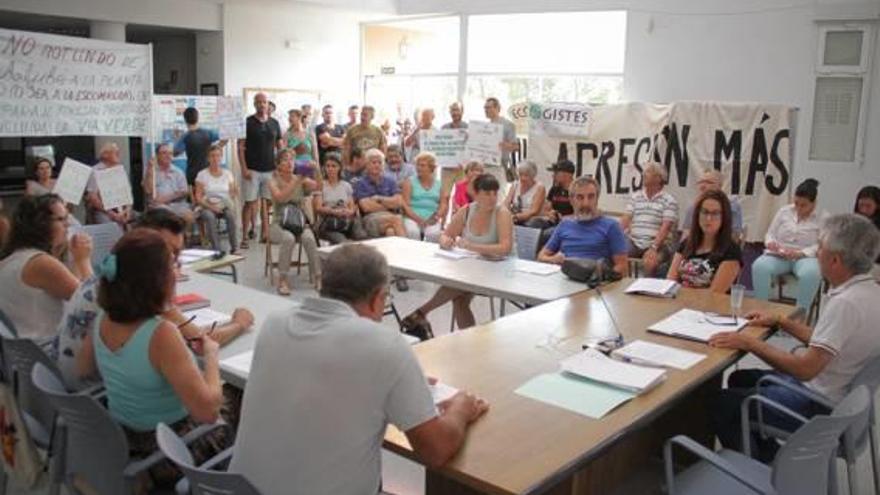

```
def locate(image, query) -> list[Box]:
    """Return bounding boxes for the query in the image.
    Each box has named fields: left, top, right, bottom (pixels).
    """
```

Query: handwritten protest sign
left=0, top=28, right=152, bottom=137
left=94, top=165, right=133, bottom=211
left=421, top=129, right=467, bottom=168
left=465, top=121, right=503, bottom=166
left=217, top=96, right=245, bottom=139
left=53, top=158, right=92, bottom=205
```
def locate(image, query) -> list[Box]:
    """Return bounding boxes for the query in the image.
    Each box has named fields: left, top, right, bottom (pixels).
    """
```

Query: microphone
left=568, top=260, right=624, bottom=352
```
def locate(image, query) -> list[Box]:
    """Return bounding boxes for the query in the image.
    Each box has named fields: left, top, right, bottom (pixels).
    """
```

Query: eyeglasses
left=699, top=209, right=723, bottom=219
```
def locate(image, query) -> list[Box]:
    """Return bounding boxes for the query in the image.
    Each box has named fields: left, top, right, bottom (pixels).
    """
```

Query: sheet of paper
left=515, top=372, right=635, bottom=419
left=648, top=308, right=747, bottom=342
left=560, top=348, right=666, bottom=392
left=465, top=121, right=503, bottom=166
left=421, top=129, right=467, bottom=168
left=217, top=96, right=246, bottom=140
left=625, top=278, right=679, bottom=296
left=77, top=223, right=123, bottom=268
left=435, top=246, right=478, bottom=260
left=513, top=259, right=560, bottom=276
left=179, top=249, right=218, bottom=265
left=94, top=165, right=133, bottom=210
left=182, top=308, right=232, bottom=328
left=612, top=340, right=706, bottom=370
left=514, top=225, right=542, bottom=261
left=54, top=158, right=93, bottom=205
left=221, top=350, right=254, bottom=376
left=429, top=382, right=459, bottom=404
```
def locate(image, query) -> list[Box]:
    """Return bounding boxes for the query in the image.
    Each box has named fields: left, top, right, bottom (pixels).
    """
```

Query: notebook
left=173, top=293, right=211, bottom=312
left=560, top=348, right=667, bottom=393
left=435, top=246, right=478, bottom=260
left=625, top=278, right=680, bottom=298
left=647, top=308, right=747, bottom=343
left=611, top=340, right=706, bottom=370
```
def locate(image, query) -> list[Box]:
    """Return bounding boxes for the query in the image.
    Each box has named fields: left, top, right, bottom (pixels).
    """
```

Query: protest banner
left=465, top=121, right=503, bottom=166
left=421, top=129, right=467, bottom=168
left=53, top=158, right=93, bottom=205
left=94, top=165, right=134, bottom=211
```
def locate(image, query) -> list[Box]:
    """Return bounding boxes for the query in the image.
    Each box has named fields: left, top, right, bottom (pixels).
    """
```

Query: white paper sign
left=94, top=165, right=133, bottom=210
left=421, top=129, right=467, bottom=168
left=53, top=158, right=92, bottom=205
left=80, top=222, right=123, bottom=267
left=217, top=96, right=245, bottom=139
left=465, top=121, right=503, bottom=166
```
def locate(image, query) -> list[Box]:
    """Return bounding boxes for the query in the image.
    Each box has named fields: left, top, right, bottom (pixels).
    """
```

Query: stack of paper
left=513, top=259, right=560, bottom=276
left=625, top=278, right=680, bottom=298
left=611, top=340, right=706, bottom=370
left=647, top=308, right=747, bottom=342
left=516, top=373, right=636, bottom=419
left=182, top=308, right=232, bottom=328
left=179, top=249, right=217, bottom=265
left=560, top=348, right=667, bottom=393
left=435, top=247, right=478, bottom=260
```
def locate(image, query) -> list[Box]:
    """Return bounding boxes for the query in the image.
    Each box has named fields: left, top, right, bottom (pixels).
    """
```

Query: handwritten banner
left=217, top=96, right=245, bottom=139
left=421, top=129, right=467, bottom=168
left=465, top=121, right=503, bottom=166
left=0, top=28, right=152, bottom=137
left=54, top=158, right=92, bottom=205
left=94, top=165, right=134, bottom=210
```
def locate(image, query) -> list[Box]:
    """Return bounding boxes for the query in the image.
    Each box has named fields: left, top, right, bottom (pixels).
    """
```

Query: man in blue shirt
left=538, top=176, right=628, bottom=276
left=354, top=148, right=407, bottom=238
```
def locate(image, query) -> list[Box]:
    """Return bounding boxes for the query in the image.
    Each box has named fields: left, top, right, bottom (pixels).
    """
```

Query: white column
left=90, top=20, right=131, bottom=171
left=457, top=14, right=468, bottom=104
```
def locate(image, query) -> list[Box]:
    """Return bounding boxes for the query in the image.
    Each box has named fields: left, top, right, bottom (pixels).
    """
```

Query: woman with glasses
left=667, top=190, right=741, bottom=293
left=0, top=194, right=93, bottom=341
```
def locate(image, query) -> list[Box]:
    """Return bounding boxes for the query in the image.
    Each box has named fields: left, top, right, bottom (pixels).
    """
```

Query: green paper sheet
left=515, top=372, right=636, bottom=419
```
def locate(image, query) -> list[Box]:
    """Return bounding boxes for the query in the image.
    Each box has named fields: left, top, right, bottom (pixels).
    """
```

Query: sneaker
left=395, top=278, right=409, bottom=292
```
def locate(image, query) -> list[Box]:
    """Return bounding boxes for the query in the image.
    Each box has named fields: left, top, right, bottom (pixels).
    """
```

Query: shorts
left=362, top=211, right=399, bottom=238
left=242, top=170, right=274, bottom=202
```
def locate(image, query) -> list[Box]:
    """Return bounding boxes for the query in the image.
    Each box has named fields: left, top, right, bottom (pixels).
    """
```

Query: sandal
left=277, top=281, right=291, bottom=296
left=240, top=240, right=250, bottom=250
left=401, top=310, right=433, bottom=341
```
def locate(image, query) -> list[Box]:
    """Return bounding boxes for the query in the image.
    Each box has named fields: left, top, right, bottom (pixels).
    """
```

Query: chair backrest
left=156, top=423, right=261, bottom=495
left=31, top=362, right=133, bottom=495
left=772, top=385, right=871, bottom=494
left=514, top=225, right=541, bottom=261
left=1, top=334, right=63, bottom=434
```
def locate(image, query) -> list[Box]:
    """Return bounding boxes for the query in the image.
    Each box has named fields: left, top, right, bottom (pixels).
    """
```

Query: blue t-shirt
left=354, top=174, right=399, bottom=200
left=545, top=216, right=628, bottom=261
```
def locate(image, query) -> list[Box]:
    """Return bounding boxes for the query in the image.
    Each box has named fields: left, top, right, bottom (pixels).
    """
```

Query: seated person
left=193, top=144, right=239, bottom=254
left=402, top=174, right=513, bottom=331
left=341, top=147, right=366, bottom=184
left=402, top=152, right=449, bottom=242
left=353, top=148, right=406, bottom=238
left=751, top=178, right=828, bottom=310
left=268, top=152, right=321, bottom=295
left=451, top=161, right=484, bottom=215
left=86, top=142, right=133, bottom=227
left=619, top=162, right=679, bottom=276
left=0, top=194, right=93, bottom=342
left=525, top=159, right=575, bottom=249
left=504, top=160, right=545, bottom=226
left=142, top=143, right=194, bottom=224
left=853, top=185, right=880, bottom=264
left=537, top=176, right=627, bottom=276
left=313, top=153, right=367, bottom=244
left=666, top=190, right=741, bottom=293
left=77, top=229, right=228, bottom=490
left=710, top=214, right=880, bottom=462
left=385, top=144, right=415, bottom=186
left=231, top=244, right=488, bottom=494
left=25, top=157, right=56, bottom=197
left=680, top=169, right=743, bottom=242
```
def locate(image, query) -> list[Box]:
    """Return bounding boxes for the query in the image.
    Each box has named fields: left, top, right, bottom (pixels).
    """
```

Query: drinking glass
left=730, top=284, right=746, bottom=323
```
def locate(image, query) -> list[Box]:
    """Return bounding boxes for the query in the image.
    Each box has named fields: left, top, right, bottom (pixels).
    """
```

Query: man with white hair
left=86, top=142, right=132, bottom=227
left=681, top=169, right=743, bottom=241
left=619, top=162, right=679, bottom=276
left=353, top=148, right=406, bottom=239
left=710, top=213, right=880, bottom=461
left=142, top=143, right=194, bottom=225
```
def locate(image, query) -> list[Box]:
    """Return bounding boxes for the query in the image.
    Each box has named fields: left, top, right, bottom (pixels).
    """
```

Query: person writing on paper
left=0, top=194, right=93, bottom=342
left=76, top=229, right=229, bottom=490
left=25, top=157, right=56, bottom=197
left=751, top=178, right=829, bottom=311
left=666, top=190, right=741, bottom=293
left=504, top=160, right=546, bottom=226
left=709, top=214, right=880, bottom=462
left=537, top=176, right=628, bottom=276
left=402, top=174, right=513, bottom=332
left=680, top=169, right=743, bottom=242
left=231, top=244, right=488, bottom=494
left=143, top=143, right=194, bottom=225
left=402, top=152, right=449, bottom=242
left=86, top=142, right=132, bottom=227
left=194, top=144, right=239, bottom=254
left=452, top=161, right=484, bottom=214
left=619, top=162, right=679, bottom=277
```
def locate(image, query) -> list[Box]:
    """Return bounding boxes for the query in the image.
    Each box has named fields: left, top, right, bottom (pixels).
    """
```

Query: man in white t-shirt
left=709, top=213, right=880, bottom=462
left=231, top=244, right=489, bottom=495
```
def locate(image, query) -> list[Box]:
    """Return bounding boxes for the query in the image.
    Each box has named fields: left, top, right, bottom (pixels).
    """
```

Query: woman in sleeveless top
left=77, top=229, right=227, bottom=491
left=402, top=152, right=449, bottom=242
left=0, top=194, right=93, bottom=341
left=25, top=157, right=56, bottom=197
left=194, top=144, right=239, bottom=254
left=402, top=174, right=513, bottom=332
left=285, top=109, right=319, bottom=179
left=503, top=160, right=545, bottom=225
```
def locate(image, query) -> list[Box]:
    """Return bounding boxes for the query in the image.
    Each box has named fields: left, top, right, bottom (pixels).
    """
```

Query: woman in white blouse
left=751, top=179, right=829, bottom=310
left=194, top=145, right=239, bottom=254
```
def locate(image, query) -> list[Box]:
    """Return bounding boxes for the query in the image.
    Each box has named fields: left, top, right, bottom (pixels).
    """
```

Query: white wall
left=197, top=31, right=225, bottom=93
left=0, top=0, right=222, bottom=31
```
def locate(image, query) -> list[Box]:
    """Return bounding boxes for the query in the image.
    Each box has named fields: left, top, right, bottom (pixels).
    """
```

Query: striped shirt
left=625, top=189, right=679, bottom=249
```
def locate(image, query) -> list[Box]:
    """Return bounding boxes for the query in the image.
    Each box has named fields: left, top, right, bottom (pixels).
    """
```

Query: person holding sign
left=194, top=145, right=240, bottom=254
left=85, top=142, right=133, bottom=228
left=403, top=108, right=436, bottom=160
left=619, top=162, right=679, bottom=277
left=402, top=152, right=449, bottom=242
left=484, top=97, right=519, bottom=183
left=441, top=102, right=468, bottom=130
left=25, top=157, right=56, bottom=197
left=143, top=143, right=194, bottom=225
left=503, top=160, right=545, bottom=226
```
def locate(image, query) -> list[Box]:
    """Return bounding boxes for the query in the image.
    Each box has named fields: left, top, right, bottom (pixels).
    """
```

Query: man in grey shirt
left=484, top=97, right=519, bottom=184
left=231, top=244, right=489, bottom=495
left=441, top=101, right=468, bottom=130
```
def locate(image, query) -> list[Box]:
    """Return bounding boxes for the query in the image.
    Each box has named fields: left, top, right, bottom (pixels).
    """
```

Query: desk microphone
left=563, top=260, right=625, bottom=353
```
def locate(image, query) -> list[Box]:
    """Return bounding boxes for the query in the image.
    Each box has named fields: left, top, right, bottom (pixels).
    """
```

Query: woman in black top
left=667, top=189, right=741, bottom=293
left=854, top=186, right=880, bottom=263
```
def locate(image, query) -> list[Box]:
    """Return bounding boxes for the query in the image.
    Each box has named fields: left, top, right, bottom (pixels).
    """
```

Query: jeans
left=711, top=369, right=830, bottom=462
left=751, top=254, right=821, bottom=310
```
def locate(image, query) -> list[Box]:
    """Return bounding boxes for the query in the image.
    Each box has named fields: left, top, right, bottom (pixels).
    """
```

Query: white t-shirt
left=195, top=168, right=234, bottom=202
left=807, top=274, right=880, bottom=402
left=231, top=297, right=437, bottom=495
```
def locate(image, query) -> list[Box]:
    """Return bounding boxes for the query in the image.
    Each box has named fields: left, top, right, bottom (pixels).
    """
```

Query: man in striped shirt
left=620, top=162, right=679, bottom=276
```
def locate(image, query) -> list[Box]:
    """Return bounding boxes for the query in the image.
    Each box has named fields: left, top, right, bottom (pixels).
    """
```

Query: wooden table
left=383, top=280, right=792, bottom=495
left=318, top=237, right=588, bottom=306
left=186, top=253, right=245, bottom=283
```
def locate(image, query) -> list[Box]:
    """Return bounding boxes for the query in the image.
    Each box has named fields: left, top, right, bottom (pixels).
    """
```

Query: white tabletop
left=318, top=237, right=588, bottom=306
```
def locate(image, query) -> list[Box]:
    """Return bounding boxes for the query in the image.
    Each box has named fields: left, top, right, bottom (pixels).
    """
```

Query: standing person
left=441, top=101, right=468, bottom=130
left=483, top=97, right=519, bottom=184
left=385, top=144, right=415, bottom=186
left=238, top=92, right=283, bottom=249
left=284, top=109, right=320, bottom=179
left=619, top=162, right=679, bottom=277
left=300, top=104, right=314, bottom=130
left=194, top=145, right=239, bottom=254
left=402, top=152, right=448, bottom=242
left=143, top=143, right=194, bottom=224
left=503, top=160, right=545, bottom=226
left=313, top=153, right=367, bottom=244
left=85, top=142, right=133, bottom=227
left=342, top=105, right=387, bottom=168
left=174, top=107, right=226, bottom=187
left=526, top=160, right=575, bottom=249
left=315, top=104, right=346, bottom=166
left=403, top=108, right=435, bottom=160
left=680, top=169, right=743, bottom=241
left=343, top=104, right=359, bottom=130
left=25, top=157, right=56, bottom=197
left=751, top=179, right=828, bottom=311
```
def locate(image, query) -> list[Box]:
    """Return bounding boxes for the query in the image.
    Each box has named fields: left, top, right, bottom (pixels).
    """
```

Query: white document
left=94, top=165, right=133, bottom=210
left=179, top=248, right=218, bottom=265
left=612, top=340, right=706, bottom=370
left=514, top=225, right=542, bottom=260
left=75, top=223, right=123, bottom=267
left=217, top=96, right=246, bottom=140
left=465, top=121, right=503, bottom=166
left=560, top=348, right=666, bottom=393
left=435, top=246, right=478, bottom=260
left=182, top=308, right=232, bottom=329
left=513, top=259, right=560, bottom=276
left=429, top=382, right=459, bottom=404
left=421, top=129, right=467, bottom=168
left=221, top=350, right=254, bottom=376
left=54, top=158, right=93, bottom=205
left=647, top=308, right=747, bottom=343
left=625, top=278, right=680, bottom=298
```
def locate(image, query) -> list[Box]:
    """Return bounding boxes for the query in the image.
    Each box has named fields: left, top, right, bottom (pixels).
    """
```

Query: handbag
left=322, top=215, right=352, bottom=233
left=280, top=203, right=305, bottom=236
